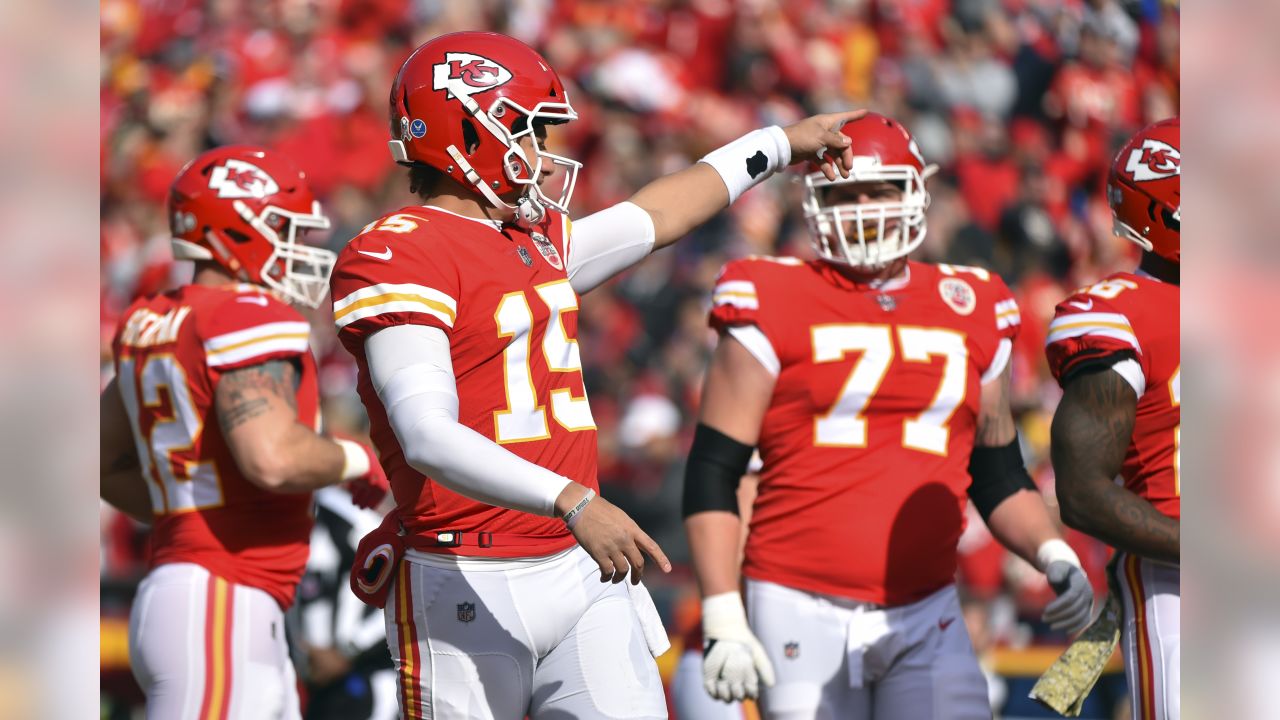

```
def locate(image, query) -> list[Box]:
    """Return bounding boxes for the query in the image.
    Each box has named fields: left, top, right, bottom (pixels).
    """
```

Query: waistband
left=405, top=545, right=577, bottom=571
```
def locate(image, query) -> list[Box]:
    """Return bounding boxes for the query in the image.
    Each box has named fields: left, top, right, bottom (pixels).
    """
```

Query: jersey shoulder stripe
left=712, top=279, right=759, bottom=310
left=204, top=321, right=310, bottom=367
left=333, top=283, right=458, bottom=330
left=1045, top=311, right=1141, bottom=353
left=994, top=298, right=1021, bottom=330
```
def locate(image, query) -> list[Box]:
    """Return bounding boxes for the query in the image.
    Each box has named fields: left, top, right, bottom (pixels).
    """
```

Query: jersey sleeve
left=989, top=275, right=1022, bottom=343
left=1044, top=290, right=1143, bottom=389
left=198, top=292, right=311, bottom=372
left=708, top=259, right=762, bottom=332
left=329, top=225, right=460, bottom=347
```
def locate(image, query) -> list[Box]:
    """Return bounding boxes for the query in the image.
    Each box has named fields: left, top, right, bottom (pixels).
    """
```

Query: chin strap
left=445, top=145, right=545, bottom=228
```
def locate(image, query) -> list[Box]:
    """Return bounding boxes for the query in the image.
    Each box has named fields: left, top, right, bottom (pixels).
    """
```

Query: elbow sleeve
left=682, top=424, right=754, bottom=518
left=967, top=437, right=1037, bottom=521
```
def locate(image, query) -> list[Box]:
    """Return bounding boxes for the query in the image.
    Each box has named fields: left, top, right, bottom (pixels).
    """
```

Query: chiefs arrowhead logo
left=208, top=159, right=279, bottom=199
left=433, top=53, right=513, bottom=100
left=1125, top=139, right=1180, bottom=182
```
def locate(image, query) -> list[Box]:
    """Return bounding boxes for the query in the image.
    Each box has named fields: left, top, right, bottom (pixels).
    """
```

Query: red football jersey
left=112, top=284, right=320, bottom=608
left=330, top=206, right=596, bottom=557
left=710, top=258, right=1021, bottom=606
left=1045, top=271, right=1180, bottom=519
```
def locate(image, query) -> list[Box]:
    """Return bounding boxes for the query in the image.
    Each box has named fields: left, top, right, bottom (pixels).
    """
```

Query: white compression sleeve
left=565, top=201, right=656, bottom=295
left=364, top=324, right=573, bottom=517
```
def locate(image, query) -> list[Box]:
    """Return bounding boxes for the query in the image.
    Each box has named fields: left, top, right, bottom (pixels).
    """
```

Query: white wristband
left=1035, top=538, right=1082, bottom=572
left=699, top=126, right=791, bottom=204
left=336, top=439, right=370, bottom=481
left=562, top=488, right=596, bottom=529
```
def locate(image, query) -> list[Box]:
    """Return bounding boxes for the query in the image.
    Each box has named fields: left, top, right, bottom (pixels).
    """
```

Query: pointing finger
left=635, top=530, right=671, bottom=573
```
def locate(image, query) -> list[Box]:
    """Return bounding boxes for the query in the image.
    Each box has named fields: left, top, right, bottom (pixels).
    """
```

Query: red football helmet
left=388, top=32, right=580, bottom=226
left=802, top=113, right=938, bottom=269
left=1109, top=117, right=1179, bottom=263
left=169, top=146, right=334, bottom=308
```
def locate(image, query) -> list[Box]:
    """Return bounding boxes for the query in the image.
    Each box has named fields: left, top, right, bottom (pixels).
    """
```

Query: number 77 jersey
left=1045, top=271, right=1180, bottom=520
left=709, top=257, right=1021, bottom=606
left=330, top=206, right=597, bottom=557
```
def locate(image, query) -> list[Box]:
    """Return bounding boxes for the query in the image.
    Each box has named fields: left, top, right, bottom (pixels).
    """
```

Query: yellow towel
left=1028, top=594, right=1122, bottom=716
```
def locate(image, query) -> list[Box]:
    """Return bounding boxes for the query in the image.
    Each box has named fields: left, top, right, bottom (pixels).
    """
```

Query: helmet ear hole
left=224, top=228, right=253, bottom=245
left=461, top=119, right=481, bottom=155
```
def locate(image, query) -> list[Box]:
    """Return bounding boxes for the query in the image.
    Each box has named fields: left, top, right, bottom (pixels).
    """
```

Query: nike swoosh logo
left=236, top=296, right=269, bottom=306
left=1067, top=299, right=1093, bottom=311
left=938, top=618, right=956, bottom=631
left=359, top=247, right=393, bottom=261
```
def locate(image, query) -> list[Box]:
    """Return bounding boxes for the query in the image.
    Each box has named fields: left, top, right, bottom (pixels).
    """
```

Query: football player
left=329, top=30, right=863, bottom=720
left=1047, top=118, right=1180, bottom=720
left=99, top=145, right=389, bottom=719
left=682, top=113, right=1095, bottom=719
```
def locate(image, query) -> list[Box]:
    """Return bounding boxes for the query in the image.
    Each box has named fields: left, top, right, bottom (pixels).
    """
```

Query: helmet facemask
left=491, top=97, right=581, bottom=224
left=422, top=90, right=581, bottom=227
left=236, top=199, right=335, bottom=308
left=802, top=160, right=933, bottom=270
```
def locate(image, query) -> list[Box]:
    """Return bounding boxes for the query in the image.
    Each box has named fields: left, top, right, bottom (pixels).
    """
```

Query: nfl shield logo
left=457, top=602, right=476, bottom=623
left=784, top=641, right=800, bottom=659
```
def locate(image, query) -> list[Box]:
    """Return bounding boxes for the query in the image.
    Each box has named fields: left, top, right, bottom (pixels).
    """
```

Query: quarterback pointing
left=329, top=31, right=863, bottom=719
left=1048, top=118, right=1181, bottom=720
left=682, top=113, right=1095, bottom=719
left=100, top=145, right=389, bottom=719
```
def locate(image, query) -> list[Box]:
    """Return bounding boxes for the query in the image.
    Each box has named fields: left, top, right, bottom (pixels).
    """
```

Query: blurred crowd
left=100, top=0, right=1178, bottom=715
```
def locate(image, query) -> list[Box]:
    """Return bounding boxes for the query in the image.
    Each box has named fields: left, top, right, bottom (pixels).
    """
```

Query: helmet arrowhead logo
left=208, top=159, right=279, bottom=199
left=433, top=53, right=513, bottom=100
left=1125, top=139, right=1180, bottom=182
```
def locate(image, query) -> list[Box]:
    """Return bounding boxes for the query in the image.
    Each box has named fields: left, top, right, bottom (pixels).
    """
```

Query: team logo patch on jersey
left=433, top=52, right=513, bottom=100
left=207, top=159, right=279, bottom=199
left=457, top=602, right=476, bottom=623
left=784, top=641, right=800, bottom=659
left=938, top=277, right=976, bottom=316
left=530, top=232, right=563, bottom=270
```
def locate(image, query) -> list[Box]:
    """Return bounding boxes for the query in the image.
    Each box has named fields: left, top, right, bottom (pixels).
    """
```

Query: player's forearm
left=629, top=163, right=729, bottom=250
left=397, top=412, right=573, bottom=517
left=685, top=511, right=745, bottom=598
left=1056, top=474, right=1179, bottom=563
left=984, top=489, right=1063, bottom=569
left=250, top=425, right=349, bottom=493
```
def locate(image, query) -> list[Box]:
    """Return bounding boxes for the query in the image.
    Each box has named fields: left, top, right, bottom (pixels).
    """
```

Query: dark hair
left=408, top=163, right=445, bottom=200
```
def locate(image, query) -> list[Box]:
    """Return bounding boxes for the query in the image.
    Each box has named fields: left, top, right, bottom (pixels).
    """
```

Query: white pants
left=385, top=545, right=669, bottom=719
left=671, top=649, right=747, bottom=720
left=1113, top=553, right=1180, bottom=720
left=129, top=563, right=301, bottom=720
left=746, top=579, right=990, bottom=720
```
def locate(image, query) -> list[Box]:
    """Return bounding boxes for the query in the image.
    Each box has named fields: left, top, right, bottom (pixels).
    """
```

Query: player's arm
left=1051, top=365, right=1179, bottom=563
left=684, top=333, right=774, bottom=597
left=364, top=324, right=670, bottom=584
left=100, top=377, right=153, bottom=524
left=971, top=361, right=1061, bottom=564
left=564, top=112, right=864, bottom=295
left=216, top=360, right=386, bottom=506
left=969, top=359, right=1095, bottom=634
left=683, top=330, right=777, bottom=701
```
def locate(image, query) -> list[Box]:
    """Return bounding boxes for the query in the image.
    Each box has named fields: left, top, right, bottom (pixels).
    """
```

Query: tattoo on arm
left=1051, top=367, right=1179, bottom=562
left=216, top=360, right=300, bottom=433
